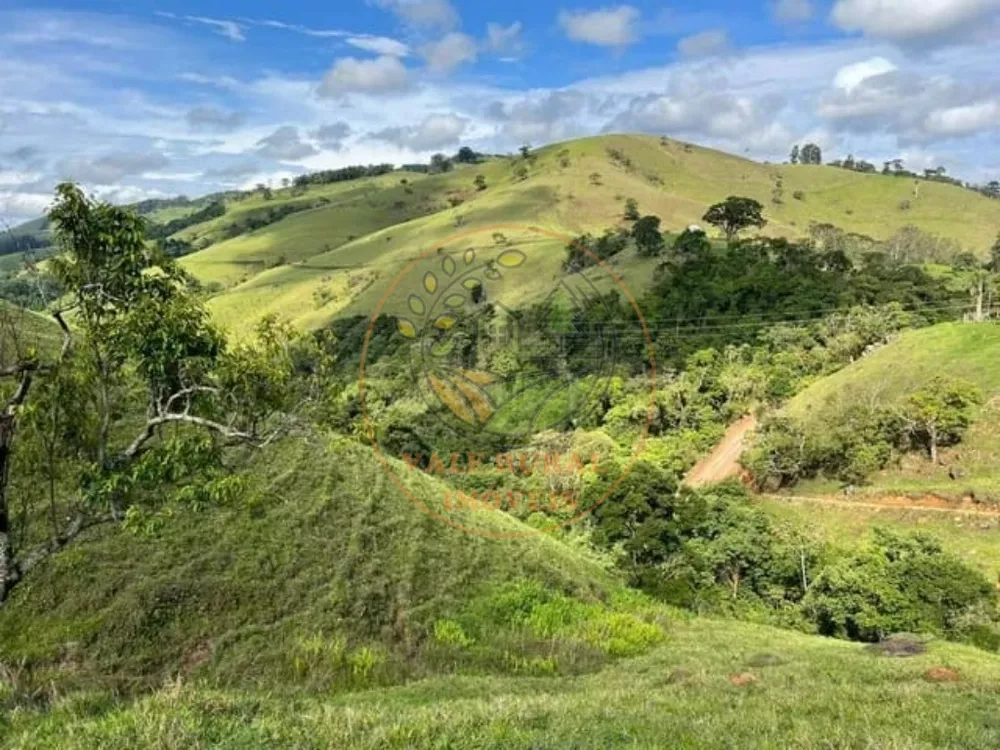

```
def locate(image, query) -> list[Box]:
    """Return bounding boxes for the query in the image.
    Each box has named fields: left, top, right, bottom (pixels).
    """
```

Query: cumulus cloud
left=830, top=0, right=1000, bottom=43
left=369, top=113, right=468, bottom=151
left=0, top=191, right=53, bottom=223
left=485, top=22, right=525, bottom=58
left=603, top=71, right=791, bottom=152
left=820, top=64, right=1000, bottom=143
left=371, top=0, right=460, bottom=30
left=421, top=32, right=478, bottom=73
left=346, top=35, right=410, bottom=57
left=312, top=121, right=353, bottom=150
left=558, top=5, right=640, bottom=47
left=677, top=29, right=730, bottom=58
left=487, top=90, right=597, bottom=142
left=186, top=106, right=245, bottom=132
left=317, top=55, right=410, bottom=97
left=58, top=151, right=170, bottom=184
left=255, top=126, right=319, bottom=160
left=771, top=0, right=815, bottom=23
left=924, top=100, right=1000, bottom=136
left=832, top=56, right=898, bottom=93
left=202, top=161, right=266, bottom=180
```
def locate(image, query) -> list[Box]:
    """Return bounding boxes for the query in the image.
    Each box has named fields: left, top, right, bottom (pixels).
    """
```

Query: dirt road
left=683, top=415, right=757, bottom=487
left=762, top=492, right=1000, bottom=517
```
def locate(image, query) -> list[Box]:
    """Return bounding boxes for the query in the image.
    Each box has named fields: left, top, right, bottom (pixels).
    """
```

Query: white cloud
left=485, top=22, right=525, bottom=57
left=317, top=56, right=410, bottom=97
left=186, top=106, right=245, bottom=132
left=421, top=33, right=478, bottom=73
left=347, top=36, right=411, bottom=57
left=0, top=170, right=43, bottom=187
left=0, top=191, right=52, bottom=224
left=312, top=122, right=353, bottom=150
left=371, top=0, right=460, bottom=30
left=924, top=100, right=1000, bottom=136
left=558, top=6, right=640, bottom=47
left=58, top=151, right=170, bottom=184
left=820, top=63, right=1000, bottom=143
left=771, top=0, right=815, bottom=23
left=831, top=0, right=1000, bottom=43
left=255, top=126, right=319, bottom=160
left=156, top=12, right=246, bottom=42
left=677, top=29, right=730, bottom=58
left=370, top=113, right=468, bottom=151
left=833, top=57, right=897, bottom=92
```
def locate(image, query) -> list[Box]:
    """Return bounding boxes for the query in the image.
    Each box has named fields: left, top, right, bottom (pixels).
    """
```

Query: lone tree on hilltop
left=800, top=143, right=822, bottom=165
left=456, top=146, right=479, bottom=164
left=702, top=197, right=767, bottom=243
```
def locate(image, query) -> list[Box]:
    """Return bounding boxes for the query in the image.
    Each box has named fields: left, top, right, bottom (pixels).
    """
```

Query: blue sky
left=1, top=0, right=999, bottom=224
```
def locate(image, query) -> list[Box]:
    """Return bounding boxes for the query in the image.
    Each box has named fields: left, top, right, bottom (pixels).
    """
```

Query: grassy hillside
left=786, top=322, right=1000, bottom=496
left=163, top=134, right=1000, bottom=336
left=0, top=434, right=643, bottom=696
left=5, top=616, right=1000, bottom=748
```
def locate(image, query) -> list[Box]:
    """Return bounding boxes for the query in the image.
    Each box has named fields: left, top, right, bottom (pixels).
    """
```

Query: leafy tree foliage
left=902, top=377, right=981, bottom=464
left=623, top=198, right=640, bottom=220
left=563, top=229, right=630, bottom=271
left=702, top=197, right=767, bottom=242
left=800, top=143, right=822, bottom=165
left=430, top=154, right=453, bottom=174
left=632, top=215, right=664, bottom=256
left=804, top=528, right=995, bottom=642
left=0, top=184, right=298, bottom=604
left=293, top=163, right=395, bottom=187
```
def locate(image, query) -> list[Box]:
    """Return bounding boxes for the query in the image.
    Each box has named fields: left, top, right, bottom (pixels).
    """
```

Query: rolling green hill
left=786, top=322, right=1000, bottom=497
left=4, top=432, right=1000, bottom=748
left=0, top=435, right=640, bottom=695
left=158, top=134, right=1000, bottom=336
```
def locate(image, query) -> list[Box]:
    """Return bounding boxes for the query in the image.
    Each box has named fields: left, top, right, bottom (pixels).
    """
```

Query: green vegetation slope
left=160, top=134, right=1000, bottom=335
left=786, top=323, right=1000, bottom=496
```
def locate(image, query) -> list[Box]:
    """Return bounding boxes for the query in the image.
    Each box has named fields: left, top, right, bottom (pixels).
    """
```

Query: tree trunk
left=929, top=425, right=938, bottom=465
left=0, top=413, right=17, bottom=603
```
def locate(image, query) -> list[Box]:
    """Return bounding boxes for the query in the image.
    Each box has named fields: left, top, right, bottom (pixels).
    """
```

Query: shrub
left=434, top=620, right=475, bottom=648
left=803, top=528, right=996, bottom=642
left=793, top=190, right=805, bottom=201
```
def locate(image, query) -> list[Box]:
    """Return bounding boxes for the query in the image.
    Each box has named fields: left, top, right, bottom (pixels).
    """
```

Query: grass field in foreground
left=4, top=616, right=1000, bottom=749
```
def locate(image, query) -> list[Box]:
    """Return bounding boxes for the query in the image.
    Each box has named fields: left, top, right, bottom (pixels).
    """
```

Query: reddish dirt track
left=684, top=415, right=757, bottom=488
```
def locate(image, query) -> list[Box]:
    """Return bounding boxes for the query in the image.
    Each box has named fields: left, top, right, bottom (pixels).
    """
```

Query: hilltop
left=11, top=133, right=996, bottom=336
left=185, top=135, right=1000, bottom=336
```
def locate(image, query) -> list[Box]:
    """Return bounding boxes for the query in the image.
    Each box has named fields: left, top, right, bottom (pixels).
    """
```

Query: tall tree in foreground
left=0, top=184, right=296, bottom=604
left=702, top=197, right=767, bottom=243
